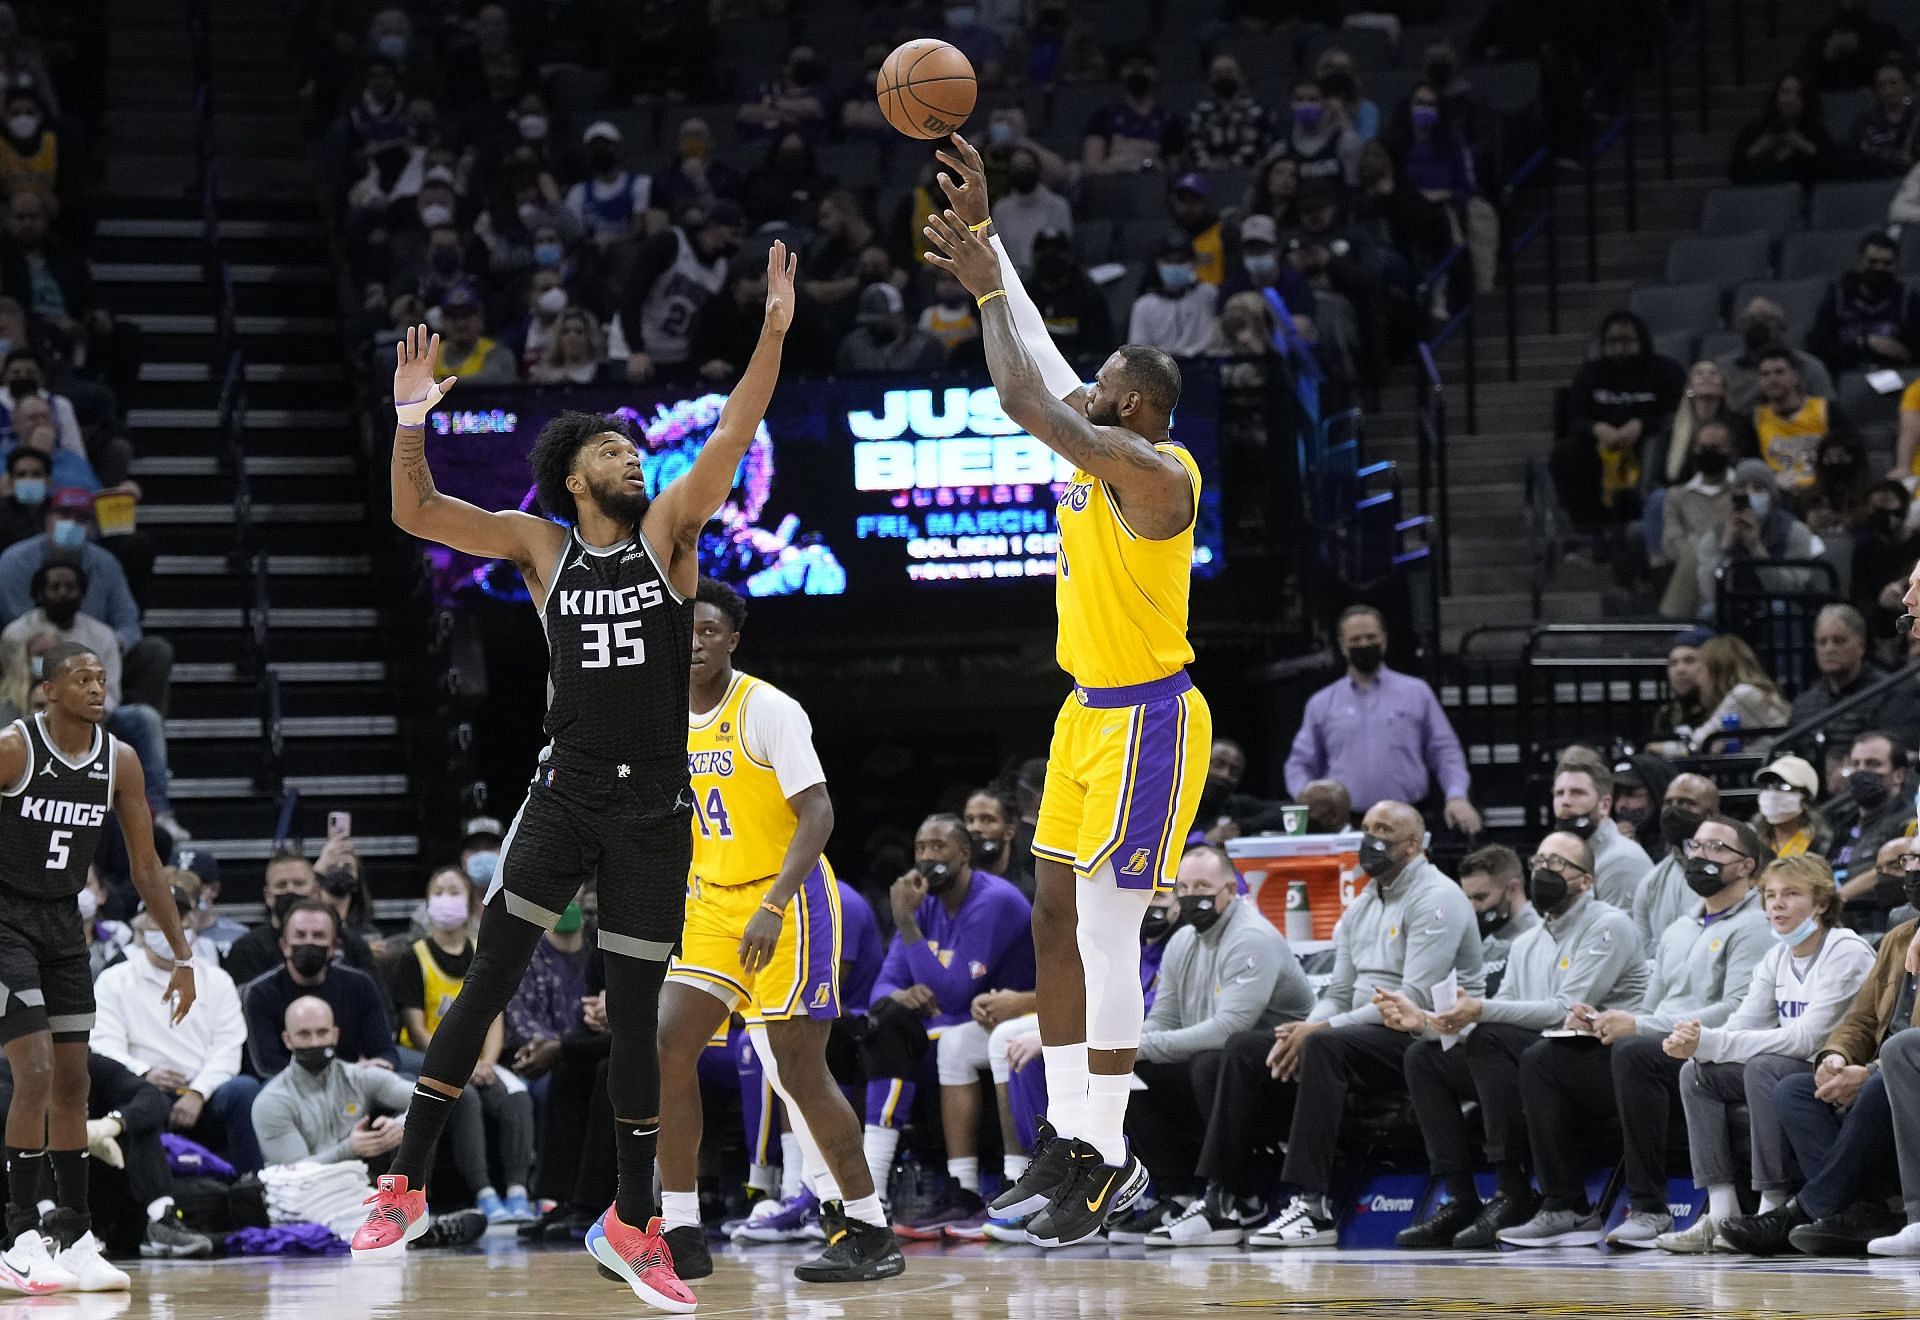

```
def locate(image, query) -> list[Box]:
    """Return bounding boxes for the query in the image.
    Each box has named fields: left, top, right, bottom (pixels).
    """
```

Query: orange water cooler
left=1225, top=832, right=1369, bottom=942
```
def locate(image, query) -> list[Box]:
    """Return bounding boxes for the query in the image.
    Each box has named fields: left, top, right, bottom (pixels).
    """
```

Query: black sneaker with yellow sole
left=1024, top=1142, right=1148, bottom=1248
left=793, top=1202, right=906, bottom=1284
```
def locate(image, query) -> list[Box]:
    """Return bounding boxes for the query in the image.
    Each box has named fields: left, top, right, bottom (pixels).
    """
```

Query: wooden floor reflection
left=37, top=1233, right=1920, bottom=1318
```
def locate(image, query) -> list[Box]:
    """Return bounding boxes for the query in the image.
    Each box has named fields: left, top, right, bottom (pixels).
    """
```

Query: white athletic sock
left=862, top=1124, right=900, bottom=1203
left=1083, top=1071, right=1132, bottom=1166
left=1759, top=1189, right=1788, bottom=1213
left=1708, top=1185, right=1738, bottom=1222
left=780, top=1133, right=804, bottom=1200
left=1003, top=1153, right=1027, bottom=1183
left=506, top=1184, right=527, bottom=1202
left=146, top=1196, right=173, bottom=1224
left=843, top=1192, right=887, bottom=1229
left=947, top=1156, right=979, bottom=1193
left=1042, top=1043, right=1088, bottom=1138
left=748, top=1162, right=778, bottom=1195
left=661, top=1190, right=701, bottom=1233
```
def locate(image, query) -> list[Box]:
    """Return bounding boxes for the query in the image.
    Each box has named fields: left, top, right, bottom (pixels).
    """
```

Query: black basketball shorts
left=0, top=890, right=93, bottom=1044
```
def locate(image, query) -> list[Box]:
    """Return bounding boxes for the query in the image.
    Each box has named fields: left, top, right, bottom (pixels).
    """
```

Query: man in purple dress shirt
left=1284, top=606, right=1482, bottom=834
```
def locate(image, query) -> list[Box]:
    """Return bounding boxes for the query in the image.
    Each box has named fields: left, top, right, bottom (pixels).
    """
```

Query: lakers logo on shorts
left=1119, top=848, right=1152, bottom=877
left=810, top=983, right=831, bottom=1009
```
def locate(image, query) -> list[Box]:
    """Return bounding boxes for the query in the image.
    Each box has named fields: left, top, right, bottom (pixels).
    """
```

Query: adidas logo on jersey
left=555, top=583, right=664, bottom=617
left=19, top=798, right=106, bottom=827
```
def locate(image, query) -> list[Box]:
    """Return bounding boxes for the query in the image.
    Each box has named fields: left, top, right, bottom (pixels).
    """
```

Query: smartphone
left=1731, top=491, right=1750, bottom=512
left=327, top=811, right=352, bottom=838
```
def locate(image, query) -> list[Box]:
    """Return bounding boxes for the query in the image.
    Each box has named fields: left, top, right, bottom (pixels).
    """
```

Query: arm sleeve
left=1309, top=913, right=1360, bottom=1024
left=1698, top=938, right=1878, bottom=1063
left=88, top=973, right=144, bottom=1076
left=1140, top=929, right=1287, bottom=1064
left=1419, top=683, right=1472, bottom=800
left=741, top=686, right=826, bottom=797
left=988, top=233, right=1085, bottom=400
left=186, top=974, right=246, bottom=1099
left=1822, top=941, right=1895, bottom=1065
left=1283, top=690, right=1326, bottom=797
left=251, top=1087, right=321, bottom=1166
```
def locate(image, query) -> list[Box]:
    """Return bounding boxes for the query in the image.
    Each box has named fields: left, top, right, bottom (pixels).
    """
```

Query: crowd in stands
left=0, top=4, right=176, bottom=837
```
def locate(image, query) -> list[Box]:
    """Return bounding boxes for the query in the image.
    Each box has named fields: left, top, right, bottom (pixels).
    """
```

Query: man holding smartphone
left=1692, top=458, right=1821, bottom=616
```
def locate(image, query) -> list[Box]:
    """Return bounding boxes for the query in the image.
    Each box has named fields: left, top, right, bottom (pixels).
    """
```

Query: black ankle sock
left=1495, top=1163, right=1531, bottom=1200
left=5, top=1149, right=42, bottom=1232
left=391, top=1085, right=459, bottom=1187
left=47, top=1151, right=86, bottom=1220
left=1444, top=1172, right=1479, bottom=1206
left=614, top=1121, right=658, bottom=1227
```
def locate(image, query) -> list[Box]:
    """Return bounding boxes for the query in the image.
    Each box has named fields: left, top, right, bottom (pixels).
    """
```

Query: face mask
left=553, top=900, right=583, bottom=934
left=6, top=114, right=37, bottom=140
left=1872, top=508, right=1905, bottom=538
left=1357, top=834, right=1399, bottom=879
left=516, top=201, right=542, bottom=228
left=1757, top=789, right=1803, bottom=824
left=1694, top=449, right=1730, bottom=478
left=1427, top=61, right=1456, bottom=86
left=1850, top=769, right=1892, bottom=808
left=1036, top=250, right=1072, bottom=279
left=1905, top=871, right=1920, bottom=911
left=291, top=1044, right=335, bottom=1075
left=1476, top=907, right=1510, bottom=940
left=1526, top=867, right=1569, bottom=913
left=969, top=833, right=1003, bottom=869
left=536, top=286, right=568, bottom=315
left=946, top=7, right=977, bottom=27
left=1157, top=262, right=1195, bottom=291
left=1177, top=893, right=1222, bottom=934
left=789, top=59, right=823, bottom=85
left=288, top=943, right=330, bottom=978
left=429, top=247, right=461, bottom=276
left=1140, top=908, right=1174, bottom=943
left=1557, top=812, right=1599, bottom=840
left=11, top=477, right=44, bottom=506
left=1747, top=491, right=1772, bottom=517
left=518, top=113, right=549, bottom=141
left=1774, top=913, right=1820, bottom=947
left=1346, top=643, right=1383, bottom=675
left=1293, top=103, right=1323, bottom=129
left=989, top=120, right=1014, bottom=147
left=533, top=241, right=564, bottom=268
left=1245, top=253, right=1279, bottom=282
left=1684, top=856, right=1733, bottom=898
left=1656, top=807, right=1700, bottom=850
left=76, top=887, right=97, bottom=920
left=143, top=929, right=174, bottom=961
left=376, top=33, right=409, bottom=60
left=922, top=860, right=957, bottom=894
left=50, top=519, right=85, bottom=550
left=776, top=149, right=808, bottom=172
left=42, top=596, right=77, bottom=629
left=1863, top=270, right=1896, bottom=292
left=419, top=202, right=453, bottom=228
left=1411, top=105, right=1440, bottom=130
left=1123, top=72, right=1154, bottom=98
left=1212, top=77, right=1241, bottom=100
left=465, top=850, right=499, bottom=885
left=1010, top=168, right=1039, bottom=193
left=427, top=892, right=469, bottom=930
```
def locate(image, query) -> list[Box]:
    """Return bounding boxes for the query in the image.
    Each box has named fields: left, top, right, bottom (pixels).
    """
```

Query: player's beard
left=585, top=474, right=650, bottom=530
left=1086, top=396, right=1123, bottom=428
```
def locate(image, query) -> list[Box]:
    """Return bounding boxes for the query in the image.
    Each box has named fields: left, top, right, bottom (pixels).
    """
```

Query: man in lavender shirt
left=1285, top=605, right=1482, bottom=834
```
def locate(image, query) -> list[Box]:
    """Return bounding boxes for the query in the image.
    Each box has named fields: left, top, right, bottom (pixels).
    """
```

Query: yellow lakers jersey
left=689, top=671, right=798, bottom=887
left=402, top=939, right=464, bottom=1051
left=1054, top=442, right=1200, bottom=688
left=1756, top=397, right=1827, bottom=489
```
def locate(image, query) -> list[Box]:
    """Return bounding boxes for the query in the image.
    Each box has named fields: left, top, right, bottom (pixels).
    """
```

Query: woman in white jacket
left=1655, top=855, right=1874, bottom=1253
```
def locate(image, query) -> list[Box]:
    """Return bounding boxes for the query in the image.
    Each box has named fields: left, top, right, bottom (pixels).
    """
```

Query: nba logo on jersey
left=810, top=983, right=831, bottom=1009
left=539, top=766, right=557, bottom=788
left=1120, top=849, right=1152, bottom=877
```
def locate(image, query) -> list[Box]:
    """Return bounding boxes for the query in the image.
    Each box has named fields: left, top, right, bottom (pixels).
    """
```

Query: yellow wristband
left=977, top=289, right=1008, bottom=308
left=759, top=901, right=786, bottom=920
left=969, top=218, right=993, bottom=232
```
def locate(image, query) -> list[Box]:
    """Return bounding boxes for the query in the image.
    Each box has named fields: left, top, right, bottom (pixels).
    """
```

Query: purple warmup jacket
left=872, top=870, right=1035, bottom=1029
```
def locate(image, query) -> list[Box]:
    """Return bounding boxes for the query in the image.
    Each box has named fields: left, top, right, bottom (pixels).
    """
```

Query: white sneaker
left=53, top=1233, right=129, bottom=1292
left=1605, top=1209, right=1672, bottom=1249
left=1869, top=1222, right=1920, bottom=1257
left=1654, top=1214, right=1727, bottom=1254
left=1146, top=1198, right=1254, bottom=1248
left=0, top=1230, right=76, bottom=1294
left=1246, top=1196, right=1337, bottom=1249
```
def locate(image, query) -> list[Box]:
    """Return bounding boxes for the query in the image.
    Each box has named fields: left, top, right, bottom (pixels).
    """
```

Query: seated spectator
left=1850, top=481, right=1920, bottom=636
left=1657, top=854, right=1874, bottom=1253
left=0, top=489, right=140, bottom=646
left=1215, top=802, right=1481, bottom=1248
left=1549, top=754, right=1654, bottom=910
left=918, top=274, right=978, bottom=357
left=1298, top=778, right=1354, bottom=833
left=1386, top=84, right=1476, bottom=208
left=1269, top=79, right=1361, bottom=189
left=1729, top=71, right=1834, bottom=186
left=1218, top=215, right=1315, bottom=316
left=521, top=949, right=613, bottom=1241
left=1250, top=155, right=1301, bottom=232
left=735, top=45, right=833, bottom=142
left=1634, top=773, right=1723, bottom=956
left=617, top=199, right=744, bottom=383
left=1117, top=846, right=1312, bottom=1247
left=497, top=268, right=570, bottom=378
left=5, top=392, right=103, bottom=492
left=0, top=191, right=140, bottom=411
left=1751, top=755, right=1834, bottom=860
left=1348, top=142, right=1453, bottom=304
left=1022, top=228, right=1111, bottom=366
left=649, top=118, right=740, bottom=224
left=313, top=835, right=381, bottom=949
left=857, top=815, right=1034, bottom=1200
left=92, top=886, right=260, bottom=1173
left=224, top=845, right=382, bottom=985
left=1387, top=829, right=1646, bottom=1250
left=1314, top=51, right=1379, bottom=145
left=1846, top=59, right=1919, bottom=178
left=1609, top=750, right=1674, bottom=846
left=1798, top=0, right=1907, bottom=91
left=1716, top=298, right=1835, bottom=412
left=1184, top=55, right=1275, bottom=170
left=0, top=84, right=72, bottom=205
left=1822, top=729, right=1917, bottom=911
left=1169, top=174, right=1227, bottom=287
left=1718, top=846, right=1919, bottom=1255
left=1646, top=363, right=1753, bottom=551
left=563, top=121, right=650, bottom=249
left=739, top=131, right=831, bottom=232
left=1127, top=233, right=1218, bottom=358
left=528, top=308, right=604, bottom=385
left=980, top=106, right=1069, bottom=196
left=502, top=890, right=590, bottom=1084
left=240, top=899, right=399, bottom=1076
left=802, top=190, right=889, bottom=332
left=689, top=263, right=779, bottom=386
left=1501, top=814, right=1771, bottom=1249
left=988, top=147, right=1072, bottom=275
left=1553, top=310, right=1685, bottom=533
left=1800, top=431, right=1873, bottom=540
left=429, top=285, right=515, bottom=384
left=1808, top=232, right=1920, bottom=375
left=836, top=283, right=945, bottom=373
left=1658, top=420, right=1740, bottom=618
left=393, top=866, right=536, bottom=1222
left=1690, top=633, right=1794, bottom=751
left=0, top=445, right=45, bottom=549
left=1875, top=901, right=1920, bottom=1255
left=1693, top=459, right=1825, bottom=624
left=1082, top=52, right=1177, bottom=175
left=1791, top=604, right=1920, bottom=751
left=1, top=349, right=84, bottom=464
left=252, top=996, right=411, bottom=1169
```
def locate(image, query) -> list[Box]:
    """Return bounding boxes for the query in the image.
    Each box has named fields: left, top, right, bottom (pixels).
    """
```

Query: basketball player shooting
left=354, top=242, right=799, bottom=1314
left=920, top=135, right=1213, bottom=1248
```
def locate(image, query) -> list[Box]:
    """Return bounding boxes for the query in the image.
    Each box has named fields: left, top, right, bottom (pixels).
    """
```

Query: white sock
left=779, top=1133, right=804, bottom=1199
left=1042, top=1043, right=1088, bottom=1138
left=843, top=1192, right=887, bottom=1229
left=862, top=1124, right=900, bottom=1202
left=146, top=1196, right=173, bottom=1224
left=661, top=1190, right=702, bottom=1233
left=1003, top=1153, right=1027, bottom=1183
left=748, top=1162, right=778, bottom=1195
left=1760, top=1189, right=1787, bottom=1213
left=476, top=1185, right=497, bottom=1202
left=947, top=1156, right=979, bottom=1193
left=1708, top=1185, right=1738, bottom=1222
left=1083, top=1071, right=1132, bottom=1166
left=506, top=1184, right=526, bottom=1202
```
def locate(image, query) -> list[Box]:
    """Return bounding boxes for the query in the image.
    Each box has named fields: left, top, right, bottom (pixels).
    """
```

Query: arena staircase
left=98, top=0, right=418, bottom=902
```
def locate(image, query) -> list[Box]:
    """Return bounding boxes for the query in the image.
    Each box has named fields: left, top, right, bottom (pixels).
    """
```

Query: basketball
left=876, top=38, right=977, bottom=139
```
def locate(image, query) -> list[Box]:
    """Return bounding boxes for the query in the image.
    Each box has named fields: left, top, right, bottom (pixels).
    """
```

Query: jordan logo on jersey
left=18, top=798, right=106, bottom=827
left=1119, top=848, right=1151, bottom=877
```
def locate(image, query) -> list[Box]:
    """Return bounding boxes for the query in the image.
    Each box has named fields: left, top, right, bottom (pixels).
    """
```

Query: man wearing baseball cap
left=567, top=121, right=650, bottom=244
left=432, top=283, right=517, bottom=384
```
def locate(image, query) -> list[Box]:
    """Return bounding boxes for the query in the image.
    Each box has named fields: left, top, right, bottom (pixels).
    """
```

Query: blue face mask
left=533, top=242, right=564, bottom=267
left=1774, top=913, right=1821, bottom=947
left=464, top=850, right=500, bottom=886
left=988, top=120, right=1013, bottom=147
left=1245, top=253, right=1279, bottom=282
left=376, top=33, right=408, bottom=60
left=11, top=477, right=44, bottom=506
left=1158, top=262, right=1196, bottom=291
left=50, top=519, right=85, bottom=550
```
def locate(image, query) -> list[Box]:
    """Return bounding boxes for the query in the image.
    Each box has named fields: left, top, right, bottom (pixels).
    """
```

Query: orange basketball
left=876, top=38, right=977, bottom=139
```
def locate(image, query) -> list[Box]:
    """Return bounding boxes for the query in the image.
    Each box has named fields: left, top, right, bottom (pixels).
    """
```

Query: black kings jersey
left=0, top=714, right=114, bottom=899
left=539, top=527, right=694, bottom=765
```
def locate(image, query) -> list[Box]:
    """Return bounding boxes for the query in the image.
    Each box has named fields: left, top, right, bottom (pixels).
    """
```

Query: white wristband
left=395, top=381, right=448, bottom=427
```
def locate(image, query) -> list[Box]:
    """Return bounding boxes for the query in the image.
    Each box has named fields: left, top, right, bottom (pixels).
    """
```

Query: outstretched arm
left=646, top=241, right=796, bottom=585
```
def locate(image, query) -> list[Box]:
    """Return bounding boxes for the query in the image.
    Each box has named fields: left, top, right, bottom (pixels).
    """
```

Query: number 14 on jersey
left=693, top=786, right=732, bottom=838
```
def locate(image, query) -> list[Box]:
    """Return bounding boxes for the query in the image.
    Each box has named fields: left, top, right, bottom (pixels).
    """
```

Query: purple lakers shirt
left=837, top=879, right=885, bottom=1015
left=873, top=870, right=1036, bottom=1029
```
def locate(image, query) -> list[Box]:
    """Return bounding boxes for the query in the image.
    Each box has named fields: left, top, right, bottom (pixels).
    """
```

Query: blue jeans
left=189, top=1074, right=263, bottom=1174
left=108, top=703, right=171, bottom=814
left=1774, top=1068, right=1894, bottom=1220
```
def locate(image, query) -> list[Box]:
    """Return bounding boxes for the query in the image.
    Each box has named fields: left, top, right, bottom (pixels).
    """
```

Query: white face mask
left=1757, top=788, right=1803, bottom=824
left=7, top=114, right=38, bottom=140
left=517, top=114, right=549, bottom=142
left=536, top=286, right=568, bottom=315
left=1747, top=491, right=1772, bottom=517
left=419, top=202, right=454, bottom=228
left=143, top=929, right=174, bottom=960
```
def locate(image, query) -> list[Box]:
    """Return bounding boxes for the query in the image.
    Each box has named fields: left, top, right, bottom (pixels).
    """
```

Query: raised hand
left=934, top=132, right=991, bottom=228
left=393, top=324, right=456, bottom=420
left=922, top=208, right=1003, bottom=300
left=763, top=239, right=797, bottom=335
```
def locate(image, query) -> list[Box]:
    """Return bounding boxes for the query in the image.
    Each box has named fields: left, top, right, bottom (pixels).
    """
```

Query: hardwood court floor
left=52, top=1234, right=1920, bottom=1319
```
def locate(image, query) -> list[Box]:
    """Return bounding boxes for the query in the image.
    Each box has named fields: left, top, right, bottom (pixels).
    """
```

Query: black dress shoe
left=1453, top=1192, right=1541, bottom=1249
left=1788, top=1202, right=1905, bottom=1257
left=1719, top=1201, right=1809, bottom=1256
left=1396, top=1198, right=1481, bottom=1249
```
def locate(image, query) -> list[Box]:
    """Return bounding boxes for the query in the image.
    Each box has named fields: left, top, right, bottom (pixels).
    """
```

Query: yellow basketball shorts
left=668, top=861, right=843, bottom=1022
left=1031, top=670, right=1211, bottom=891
